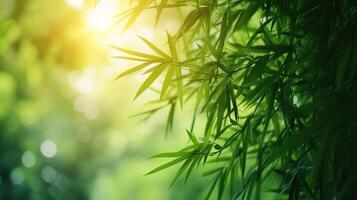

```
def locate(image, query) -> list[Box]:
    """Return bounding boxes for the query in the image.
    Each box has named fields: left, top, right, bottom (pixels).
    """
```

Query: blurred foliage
left=115, top=0, right=357, bottom=199
left=0, top=0, right=208, bottom=199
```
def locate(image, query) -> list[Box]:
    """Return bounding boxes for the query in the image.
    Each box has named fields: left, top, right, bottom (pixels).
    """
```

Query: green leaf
left=155, top=0, right=168, bottom=25
left=143, top=63, right=167, bottom=74
left=234, top=3, right=259, bottom=31
left=112, top=56, right=150, bottom=62
left=175, top=7, right=209, bottom=39
left=115, top=61, right=153, bottom=80
left=246, top=18, right=274, bottom=46
left=170, top=156, right=193, bottom=187
left=145, top=155, right=190, bottom=175
left=161, top=66, right=175, bottom=99
left=185, top=156, right=199, bottom=182
left=124, top=0, right=151, bottom=30
left=204, top=171, right=221, bottom=200
left=176, top=67, right=184, bottom=107
left=216, top=92, right=226, bottom=138
left=166, top=103, right=176, bottom=136
left=203, top=168, right=224, bottom=177
left=167, top=32, right=178, bottom=60
left=229, top=82, right=239, bottom=121
left=185, top=129, right=199, bottom=144
left=218, top=170, right=226, bottom=200
left=138, top=36, right=171, bottom=59
left=135, top=64, right=166, bottom=99
left=217, top=8, right=229, bottom=55
left=204, top=107, right=216, bottom=145
left=111, top=45, right=163, bottom=61
left=240, top=124, right=250, bottom=177
left=151, top=151, right=190, bottom=158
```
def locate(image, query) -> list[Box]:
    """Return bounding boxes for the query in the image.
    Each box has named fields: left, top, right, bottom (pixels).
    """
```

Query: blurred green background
left=0, top=0, right=207, bottom=199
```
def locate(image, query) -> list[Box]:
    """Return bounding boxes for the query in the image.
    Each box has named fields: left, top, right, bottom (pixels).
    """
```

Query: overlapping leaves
left=113, top=0, right=357, bottom=199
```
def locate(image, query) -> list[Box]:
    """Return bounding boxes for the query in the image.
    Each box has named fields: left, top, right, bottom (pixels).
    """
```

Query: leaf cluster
left=113, top=0, right=357, bottom=199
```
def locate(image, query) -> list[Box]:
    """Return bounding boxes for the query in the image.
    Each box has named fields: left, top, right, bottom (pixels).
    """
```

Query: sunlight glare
left=66, top=0, right=84, bottom=9
left=85, top=0, right=117, bottom=32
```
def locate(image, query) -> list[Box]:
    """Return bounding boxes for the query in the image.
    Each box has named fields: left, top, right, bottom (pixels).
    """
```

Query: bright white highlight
left=65, top=0, right=84, bottom=9
left=85, top=0, right=117, bottom=32
left=40, top=140, right=57, bottom=158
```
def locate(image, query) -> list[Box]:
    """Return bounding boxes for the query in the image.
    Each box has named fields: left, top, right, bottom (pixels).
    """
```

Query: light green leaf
left=115, top=61, right=153, bottom=80
left=151, top=151, right=190, bottom=158
left=135, top=64, right=166, bottom=99
left=161, top=66, right=175, bottom=99
left=145, top=155, right=190, bottom=175
left=167, top=32, right=178, bottom=60
left=155, top=0, right=168, bottom=25
left=138, top=36, right=171, bottom=59
left=166, top=103, right=176, bottom=136
left=176, top=67, right=184, bottom=107
left=185, top=129, right=199, bottom=144
left=111, top=45, right=163, bottom=61
left=124, top=0, right=151, bottom=30
left=170, top=156, right=193, bottom=187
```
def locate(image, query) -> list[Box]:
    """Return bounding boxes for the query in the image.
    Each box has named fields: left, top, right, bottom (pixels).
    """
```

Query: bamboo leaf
left=234, top=3, right=259, bottom=31
left=176, top=66, right=184, bottom=107
left=175, top=7, right=209, bottom=39
left=185, top=129, right=199, bottom=144
left=138, top=36, right=171, bottom=59
left=145, top=155, right=190, bottom=175
left=111, top=45, right=163, bottom=61
left=170, top=156, right=193, bottom=187
left=155, top=0, right=168, bottom=25
left=135, top=64, right=166, bottom=99
left=151, top=151, right=190, bottom=158
left=124, top=0, right=151, bottom=30
left=216, top=92, right=226, bottom=139
left=166, top=102, right=176, bottom=136
left=115, top=61, right=153, bottom=80
left=217, top=8, right=229, bottom=55
left=167, top=32, right=178, bottom=60
left=161, top=66, right=175, bottom=98
left=204, top=172, right=221, bottom=200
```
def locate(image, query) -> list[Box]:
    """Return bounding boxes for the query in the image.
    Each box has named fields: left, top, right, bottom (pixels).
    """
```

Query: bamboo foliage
left=113, top=0, right=357, bottom=199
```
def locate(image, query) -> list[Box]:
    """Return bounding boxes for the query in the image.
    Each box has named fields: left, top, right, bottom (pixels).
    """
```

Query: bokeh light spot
left=10, top=168, right=24, bottom=185
left=22, top=151, right=36, bottom=168
left=40, top=140, right=57, bottom=158
left=41, top=166, right=57, bottom=183
left=83, top=104, right=99, bottom=120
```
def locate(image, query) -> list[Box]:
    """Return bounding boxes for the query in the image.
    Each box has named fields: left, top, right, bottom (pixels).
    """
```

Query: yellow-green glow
left=0, top=1, right=199, bottom=199
left=85, top=0, right=117, bottom=32
left=66, top=0, right=84, bottom=9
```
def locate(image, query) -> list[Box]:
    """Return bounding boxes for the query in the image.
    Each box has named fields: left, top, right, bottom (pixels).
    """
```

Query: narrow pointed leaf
left=115, top=61, right=153, bottom=80
left=167, top=32, right=178, bottom=60
left=176, top=67, right=184, bottom=107
left=111, top=45, right=163, bottom=61
left=155, top=0, right=168, bottom=25
left=135, top=64, right=166, bottom=99
left=185, top=129, right=199, bottom=144
left=124, top=0, right=150, bottom=30
left=139, top=36, right=171, bottom=59
left=161, top=66, right=175, bottom=98
left=145, top=155, right=189, bottom=175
